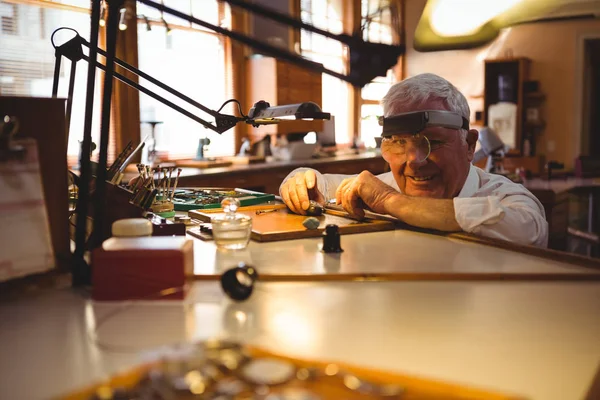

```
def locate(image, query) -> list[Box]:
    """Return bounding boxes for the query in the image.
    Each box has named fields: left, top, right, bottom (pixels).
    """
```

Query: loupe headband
left=379, top=110, right=469, bottom=137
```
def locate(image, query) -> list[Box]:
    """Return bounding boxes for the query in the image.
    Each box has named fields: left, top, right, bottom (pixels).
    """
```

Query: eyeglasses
left=380, top=133, right=434, bottom=163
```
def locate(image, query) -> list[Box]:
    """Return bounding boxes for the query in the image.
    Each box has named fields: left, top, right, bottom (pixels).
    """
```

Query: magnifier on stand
left=141, top=120, right=163, bottom=165
left=195, top=136, right=211, bottom=160
left=473, top=127, right=505, bottom=173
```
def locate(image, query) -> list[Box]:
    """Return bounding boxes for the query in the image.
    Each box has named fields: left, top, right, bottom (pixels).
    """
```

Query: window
left=300, top=0, right=350, bottom=145
left=0, top=0, right=111, bottom=166
left=359, top=0, right=398, bottom=148
left=137, top=1, right=234, bottom=159
left=300, top=0, right=402, bottom=147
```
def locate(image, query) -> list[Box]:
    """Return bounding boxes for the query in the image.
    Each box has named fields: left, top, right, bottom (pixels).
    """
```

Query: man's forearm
left=383, top=193, right=462, bottom=232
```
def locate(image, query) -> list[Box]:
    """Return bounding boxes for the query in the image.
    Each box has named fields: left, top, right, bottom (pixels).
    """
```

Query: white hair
left=381, top=73, right=470, bottom=139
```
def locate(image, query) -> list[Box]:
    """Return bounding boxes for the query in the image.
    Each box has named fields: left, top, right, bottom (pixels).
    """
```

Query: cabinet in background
left=484, top=58, right=530, bottom=154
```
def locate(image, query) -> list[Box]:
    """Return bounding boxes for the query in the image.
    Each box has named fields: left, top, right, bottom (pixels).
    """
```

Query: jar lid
left=211, top=197, right=251, bottom=224
left=112, top=218, right=153, bottom=237
left=211, top=213, right=251, bottom=224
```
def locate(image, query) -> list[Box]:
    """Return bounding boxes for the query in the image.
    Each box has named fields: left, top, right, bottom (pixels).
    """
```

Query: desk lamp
left=248, top=101, right=332, bottom=124
left=51, top=26, right=330, bottom=265
left=65, top=0, right=405, bottom=286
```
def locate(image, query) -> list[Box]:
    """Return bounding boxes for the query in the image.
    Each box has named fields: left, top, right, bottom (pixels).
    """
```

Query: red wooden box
left=91, top=237, right=193, bottom=301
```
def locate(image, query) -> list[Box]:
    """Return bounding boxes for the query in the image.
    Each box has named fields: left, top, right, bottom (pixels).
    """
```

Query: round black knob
left=221, top=262, right=259, bottom=301
left=322, top=224, right=343, bottom=253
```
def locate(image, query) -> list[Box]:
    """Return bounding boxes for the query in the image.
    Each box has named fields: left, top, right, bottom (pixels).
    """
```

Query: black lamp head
left=294, top=102, right=331, bottom=120
left=343, top=35, right=405, bottom=88
left=247, top=101, right=331, bottom=127
left=51, top=28, right=84, bottom=62
left=221, top=262, right=259, bottom=302
left=247, top=100, right=270, bottom=120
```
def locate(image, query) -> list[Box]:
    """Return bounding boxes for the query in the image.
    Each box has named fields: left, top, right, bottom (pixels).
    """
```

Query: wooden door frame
left=574, top=33, right=600, bottom=158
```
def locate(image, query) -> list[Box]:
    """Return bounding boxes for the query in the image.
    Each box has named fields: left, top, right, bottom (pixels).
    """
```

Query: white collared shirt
left=281, top=165, right=549, bottom=247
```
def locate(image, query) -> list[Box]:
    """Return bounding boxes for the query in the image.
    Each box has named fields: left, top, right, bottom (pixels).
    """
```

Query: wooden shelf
left=484, top=57, right=529, bottom=64
left=525, top=92, right=546, bottom=100
left=525, top=120, right=546, bottom=129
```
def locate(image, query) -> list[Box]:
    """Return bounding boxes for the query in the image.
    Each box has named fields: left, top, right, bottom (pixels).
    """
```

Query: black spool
left=322, top=224, right=343, bottom=253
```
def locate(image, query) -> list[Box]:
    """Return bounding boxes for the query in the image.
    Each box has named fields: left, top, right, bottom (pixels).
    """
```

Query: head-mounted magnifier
left=378, top=110, right=469, bottom=163
left=379, top=110, right=469, bottom=136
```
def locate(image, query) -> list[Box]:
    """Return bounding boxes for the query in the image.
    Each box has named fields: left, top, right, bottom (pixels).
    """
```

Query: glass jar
left=211, top=197, right=252, bottom=250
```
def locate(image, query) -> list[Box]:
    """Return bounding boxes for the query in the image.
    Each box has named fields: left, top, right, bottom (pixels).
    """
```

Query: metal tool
left=305, top=200, right=324, bottom=216
left=255, top=209, right=278, bottom=215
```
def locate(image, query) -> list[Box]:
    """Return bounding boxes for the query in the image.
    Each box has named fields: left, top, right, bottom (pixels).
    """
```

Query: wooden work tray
left=58, top=342, right=524, bottom=400
left=172, top=188, right=275, bottom=211
left=188, top=204, right=396, bottom=242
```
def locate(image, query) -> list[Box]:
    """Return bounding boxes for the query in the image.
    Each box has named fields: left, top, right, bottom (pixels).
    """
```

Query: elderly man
left=279, top=73, right=548, bottom=247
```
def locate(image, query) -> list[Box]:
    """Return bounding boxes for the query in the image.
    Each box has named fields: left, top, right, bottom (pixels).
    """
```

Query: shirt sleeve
left=453, top=190, right=549, bottom=248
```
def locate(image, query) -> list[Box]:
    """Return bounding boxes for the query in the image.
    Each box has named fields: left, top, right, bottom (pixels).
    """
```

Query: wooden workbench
left=190, top=227, right=600, bottom=279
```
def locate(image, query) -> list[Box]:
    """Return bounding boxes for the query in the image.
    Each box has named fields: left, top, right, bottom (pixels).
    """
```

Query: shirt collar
left=457, top=164, right=479, bottom=198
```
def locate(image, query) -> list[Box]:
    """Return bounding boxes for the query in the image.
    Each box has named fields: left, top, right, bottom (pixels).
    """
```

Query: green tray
left=172, top=188, right=275, bottom=211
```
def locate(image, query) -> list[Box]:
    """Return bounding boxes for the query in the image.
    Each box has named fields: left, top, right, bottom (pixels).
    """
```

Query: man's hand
left=335, top=171, right=398, bottom=219
left=280, top=170, right=325, bottom=215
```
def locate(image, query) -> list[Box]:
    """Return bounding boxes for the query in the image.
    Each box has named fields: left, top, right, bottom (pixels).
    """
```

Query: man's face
left=381, top=100, right=478, bottom=199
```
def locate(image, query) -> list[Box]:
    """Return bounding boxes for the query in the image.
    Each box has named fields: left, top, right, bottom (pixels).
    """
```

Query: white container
left=488, top=102, right=517, bottom=150
left=111, top=218, right=153, bottom=237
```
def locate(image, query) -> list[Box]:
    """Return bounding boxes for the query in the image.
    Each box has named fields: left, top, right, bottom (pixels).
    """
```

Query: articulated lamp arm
left=138, top=0, right=405, bottom=88
left=51, top=28, right=245, bottom=137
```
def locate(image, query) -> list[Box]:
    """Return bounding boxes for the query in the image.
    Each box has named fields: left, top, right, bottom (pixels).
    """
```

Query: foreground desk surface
left=1, top=280, right=599, bottom=400
left=191, top=228, right=599, bottom=278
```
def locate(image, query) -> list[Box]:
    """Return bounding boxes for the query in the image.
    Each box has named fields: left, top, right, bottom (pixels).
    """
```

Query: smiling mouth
left=409, top=175, right=434, bottom=182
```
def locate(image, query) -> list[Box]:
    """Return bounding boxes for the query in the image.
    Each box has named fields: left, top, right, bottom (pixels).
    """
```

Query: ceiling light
left=143, top=15, right=152, bottom=31
left=99, top=1, right=106, bottom=27
left=430, top=0, right=523, bottom=37
left=161, top=18, right=172, bottom=35
left=118, top=7, right=127, bottom=31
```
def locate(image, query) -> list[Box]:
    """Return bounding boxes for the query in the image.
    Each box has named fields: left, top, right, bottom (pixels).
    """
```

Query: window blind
left=137, top=0, right=235, bottom=159
left=0, top=0, right=115, bottom=165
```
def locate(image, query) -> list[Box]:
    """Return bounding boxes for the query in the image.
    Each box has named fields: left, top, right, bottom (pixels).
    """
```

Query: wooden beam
left=346, top=0, right=362, bottom=143
left=230, top=3, right=249, bottom=153
left=111, top=0, right=141, bottom=161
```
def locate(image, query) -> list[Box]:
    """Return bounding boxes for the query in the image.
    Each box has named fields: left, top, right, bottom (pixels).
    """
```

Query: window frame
left=0, top=0, right=120, bottom=166
left=135, top=1, right=237, bottom=160
left=1, top=0, right=242, bottom=161
left=295, top=0, right=405, bottom=145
